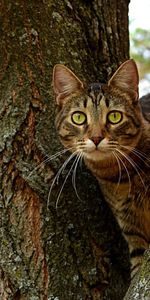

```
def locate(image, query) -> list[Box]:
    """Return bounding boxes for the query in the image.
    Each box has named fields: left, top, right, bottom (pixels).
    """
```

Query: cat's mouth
left=81, top=146, right=114, bottom=162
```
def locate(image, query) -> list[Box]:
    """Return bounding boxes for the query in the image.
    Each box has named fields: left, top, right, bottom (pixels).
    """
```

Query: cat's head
left=52, top=60, right=143, bottom=164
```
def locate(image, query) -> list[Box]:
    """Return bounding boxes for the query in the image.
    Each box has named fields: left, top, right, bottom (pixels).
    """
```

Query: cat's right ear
left=52, top=64, right=84, bottom=105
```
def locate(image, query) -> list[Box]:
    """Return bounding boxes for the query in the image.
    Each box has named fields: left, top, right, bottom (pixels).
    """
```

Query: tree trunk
left=0, top=0, right=132, bottom=299
left=124, top=249, right=150, bottom=300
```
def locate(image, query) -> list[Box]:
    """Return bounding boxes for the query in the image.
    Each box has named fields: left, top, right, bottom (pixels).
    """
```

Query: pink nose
left=91, top=136, right=103, bottom=146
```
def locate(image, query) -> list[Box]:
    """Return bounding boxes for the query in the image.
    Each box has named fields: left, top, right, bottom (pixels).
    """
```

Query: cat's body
left=52, top=60, right=150, bottom=277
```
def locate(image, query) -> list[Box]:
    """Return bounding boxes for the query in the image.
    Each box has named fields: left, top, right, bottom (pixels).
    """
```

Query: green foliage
left=130, top=28, right=150, bottom=78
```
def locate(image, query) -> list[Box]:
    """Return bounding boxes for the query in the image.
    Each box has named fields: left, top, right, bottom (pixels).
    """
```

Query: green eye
left=107, top=111, right=123, bottom=124
left=71, top=111, right=87, bottom=125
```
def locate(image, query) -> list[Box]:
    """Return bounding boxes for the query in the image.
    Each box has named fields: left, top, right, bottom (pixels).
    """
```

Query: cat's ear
left=52, top=64, right=84, bottom=105
left=108, top=59, right=139, bottom=101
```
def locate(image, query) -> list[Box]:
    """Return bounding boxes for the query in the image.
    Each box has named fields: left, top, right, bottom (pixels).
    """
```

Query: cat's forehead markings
left=88, top=83, right=104, bottom=108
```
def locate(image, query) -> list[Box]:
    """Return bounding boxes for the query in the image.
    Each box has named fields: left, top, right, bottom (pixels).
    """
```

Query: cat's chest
left=98, top=179, right=130, bottom=209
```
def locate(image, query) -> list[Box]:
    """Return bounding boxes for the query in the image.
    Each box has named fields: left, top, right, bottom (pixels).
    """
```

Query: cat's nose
left=91, top=136, right=103, bottom=146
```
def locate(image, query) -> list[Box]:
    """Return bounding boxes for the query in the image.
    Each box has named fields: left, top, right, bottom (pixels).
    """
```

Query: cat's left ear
left=52, top=64, right=84, bottom=105
left=108, top=59, right=139, bottom=101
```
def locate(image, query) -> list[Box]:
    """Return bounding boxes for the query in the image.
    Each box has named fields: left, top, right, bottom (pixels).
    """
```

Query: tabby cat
left=52, top=59, right=150, bottom=278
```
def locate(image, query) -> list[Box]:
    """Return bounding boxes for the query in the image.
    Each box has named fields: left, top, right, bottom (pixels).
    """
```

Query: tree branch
left=124, top=249, right=150, bottom=299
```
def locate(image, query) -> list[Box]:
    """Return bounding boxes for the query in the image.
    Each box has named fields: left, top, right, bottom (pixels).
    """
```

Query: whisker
left=112, top=151, right=122, bottom=193
left=27, top=146, right=75, bottom=179
left=121, top=145, right=150, bottom=167
left=116, top=149, right=146, bottom=192
left=55, top=153, right=80, bottom=209
left=55, top=152, right=76, bottom=185
left=27, top=156, right=52, bottom=179
left=72, top=152, right=83, bottom=201
left=47, top=151, right=78, bottom=208
left=114, top=150, right=132, bottom=198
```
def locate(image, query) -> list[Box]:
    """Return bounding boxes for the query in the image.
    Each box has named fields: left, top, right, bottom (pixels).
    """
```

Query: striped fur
left=53, top=60, right=150, bottom=278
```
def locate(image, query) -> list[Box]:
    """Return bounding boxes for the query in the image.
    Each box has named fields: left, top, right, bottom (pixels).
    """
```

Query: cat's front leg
left=101, top=185, right=149, bottom=278
left=122, top=226, right=149, bottom=278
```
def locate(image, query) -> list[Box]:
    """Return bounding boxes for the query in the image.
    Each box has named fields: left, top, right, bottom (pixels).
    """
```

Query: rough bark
left=0, top=0, right=133, bottom=299
left=124, top=249, right=150, bottom=300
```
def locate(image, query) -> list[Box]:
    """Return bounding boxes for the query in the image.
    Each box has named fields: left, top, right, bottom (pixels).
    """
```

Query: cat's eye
left=107, top=110, right=123, bottom=124
left=71, top=111, right=87, bottom=125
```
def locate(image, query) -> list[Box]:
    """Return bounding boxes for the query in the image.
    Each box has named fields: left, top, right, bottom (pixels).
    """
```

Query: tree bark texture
left=0, top=1, right=132, bottom=299
left=124, top=249, right=150, bottom=300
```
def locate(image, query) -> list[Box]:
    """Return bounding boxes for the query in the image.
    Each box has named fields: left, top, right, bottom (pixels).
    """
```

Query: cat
left=52, top=59, right=150, bottom=278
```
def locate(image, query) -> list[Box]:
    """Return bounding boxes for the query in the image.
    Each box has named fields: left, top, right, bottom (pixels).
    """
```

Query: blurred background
left=129, top=0, right=150, bottom=96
